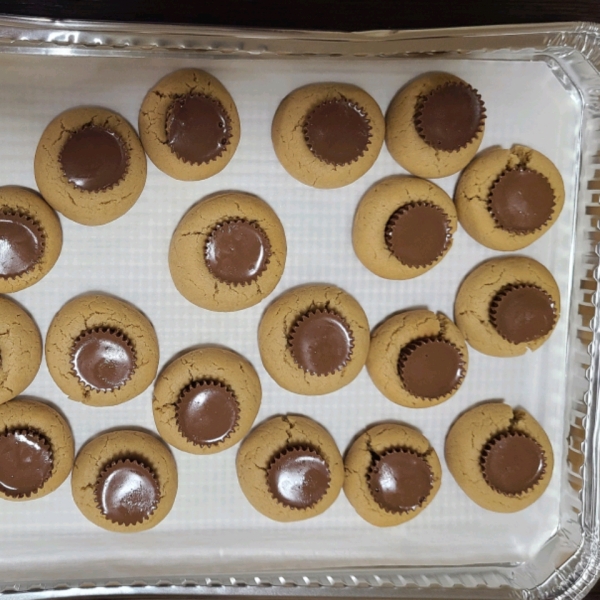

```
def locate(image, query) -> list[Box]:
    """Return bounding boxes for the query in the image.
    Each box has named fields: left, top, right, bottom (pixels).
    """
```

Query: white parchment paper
left=0, top=53, right=580, bottom=582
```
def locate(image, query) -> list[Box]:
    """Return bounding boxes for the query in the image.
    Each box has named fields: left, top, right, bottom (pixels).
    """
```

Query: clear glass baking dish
left=0, top=16, right=599, bottom=600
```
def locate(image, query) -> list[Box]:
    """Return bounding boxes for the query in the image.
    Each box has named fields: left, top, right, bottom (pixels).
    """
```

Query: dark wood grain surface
left=1, top=0, right=599, bottom=598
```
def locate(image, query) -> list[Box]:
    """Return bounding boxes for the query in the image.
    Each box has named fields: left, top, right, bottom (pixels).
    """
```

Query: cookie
left=34, top=107, right=147, bottom=226
left=0, top=186, right=62, bottom=293
left=386, top=72, right=486, bottom=179
left=153, top=347, right=261, bottom=455
left=0, top=296, right=42, bottom=405
left=344, top=423, right=441, bottom=526
left=271, top=83, right=385, bottom=188
left=367, top=310, right=467, bottom=408
left=45, top=293, right=159, bottom=406
left=0, top=398, right=74, bottom=501
left=236, top=415, right=344, bottom=522
left=353, top=176, right=457, bottom=280
left=139, top=69, right=241, bottom=181
left=258, top=284, right=370, bottom=395
left=71, top=429, right=177, bottom=532
left=454, top=256, right=560, bottom=357
left=455, top=145, right=565, bottom=251
left=169, top=191, right=286, bottom=312
left=445, top=402, right=553, bottom=512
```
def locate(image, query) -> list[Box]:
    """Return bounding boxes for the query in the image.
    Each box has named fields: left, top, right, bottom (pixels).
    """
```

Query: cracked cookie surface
left=45, top=293, right=159, bottom=406
left=236, top=414, right=344, bottom=522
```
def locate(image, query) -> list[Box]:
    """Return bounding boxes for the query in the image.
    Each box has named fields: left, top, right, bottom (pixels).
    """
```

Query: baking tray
left=0, top=16, right=599, bottom=600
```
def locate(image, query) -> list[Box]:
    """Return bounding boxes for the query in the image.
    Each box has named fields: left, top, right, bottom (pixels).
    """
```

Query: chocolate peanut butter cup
left=488, top=168, right=555, bottom=234
left=166, top=93, right=232, bottom=165
left=303, top=98, right=372, bottom=166
left=176, top=380, right=240, bottom=446
left=60, top=125, right=129, bottom=192
left=0, top=210, right=45, bottom=279
left=205, top=219, right=271, bottom=286
left=414, top=82, right=485, bottom=152
left=95, top=458, right=159, bottom=525
left=490, top=284, right=556, bottom=345
left=71, top=327, right=136, bottom=392
left=289, top=308, right=354, bottom=376
left=481, top=432, right=546, bottom=496
left=367, top=448, right=433, bottom=513
left=385, top=202, right=451, bottom=268
left=0, top=429, right=53, bottom=498
left=266, top=445, right=330, bottom=509
left=398, top=337, right=465, bottom=399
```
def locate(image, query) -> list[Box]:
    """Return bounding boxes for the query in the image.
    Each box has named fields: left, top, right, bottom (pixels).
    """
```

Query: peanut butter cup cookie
left=445, top=402, right=553, bottom=512
left=34, top=107, right=147, bottom=226
left=258, top=284, right=370, bottom=395
left=71, top=429, right=177, bottom=532
left=45, top=294, right=159, bottom=406
left=344, top=423, right=441, bottom=526
left=455, top=145, right=565, bottom=251
left=386, top=73, right=486, bottom=179
left=0, top=398, right=74, bottom=501
left=353, top=176, right=457, bottom=280
left=367, top=310, right=468, bottom=408
left=0, top=186, right=62, bottom=293
left=139, top=69, right=240, bottom=181
left=455, top=256, right=560, bottom=357
left=169, top=191, right=286, bottom=312
left=0, top=296, right=42, bottom=405
left=153, top=347, right=261, bottom=455
left=236, top=415, right=344, bottom=522
left=272, top=83, right=385, bottom=188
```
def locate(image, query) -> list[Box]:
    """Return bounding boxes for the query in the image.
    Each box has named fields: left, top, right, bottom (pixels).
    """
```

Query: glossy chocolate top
left=303, top=98, right=371, bottom=166
left=0, top=430, right=53, bottom=497
left=399, top=337, right=464, bottom=399
left=0, top=211, right=45, bottom=278
left=71, top=327, right=136, bottom=391
left=289, top=308, right=353, bottom=376
left=488, top=168, right=555, bottom=233
left=95, top=459, right=159, bottom=525
left=176, top=380, right=240, bottom=446
left=490, top=284, right=556, bottom=344
left=60, top=125, right=128, bottom=192
left=415, top=82, right=485, bottom=151
left=205, top=219, right=271, bottom=286
left=386, top=202, right=450, bottom=268
left=368, top=448, right=433, bottom=513
left=166, top=93, right=231, bottom=165
left=481, top=432, right=545, bottom=495
left=267, top=446, right=330, bottom=509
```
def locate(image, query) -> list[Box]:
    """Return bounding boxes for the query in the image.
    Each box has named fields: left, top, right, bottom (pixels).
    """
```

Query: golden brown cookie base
left=0, top=398, right=74, bottom=501
left=0, top=297, right=42, bottom=405
left=139, top=69, right=241, bottom=181
left=272, top=83, right=385, bottom=188
left=386, top=72, right=484, bottom=179
left=0, top=186, right=62, bottom=293
left=344, top=423, right=441, bottom=526
left=153, top=346, right=261, bottom=455
left=34, top=107, right=147, bottom=226
left=454, top=256, right=560, bottom=357
left=71, top=429, right=177, bottom=532
left=257, top=284, right=370, bottom=395
left=236, top=415, right=344, bottom=522
left=367, top=310, right=468, bottom=408
left=45, top=294, right=159, bottom=406
left=352, top=176, right=457, bottom=280
left=455, top=145, right=565, bottom=251
left=445, top=402, right=553, bottom=512
left=169, top=191, right=286, bottom=312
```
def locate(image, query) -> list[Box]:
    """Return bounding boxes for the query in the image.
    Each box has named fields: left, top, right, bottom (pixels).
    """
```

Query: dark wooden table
left=1, top=0, right=599, bottom=598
